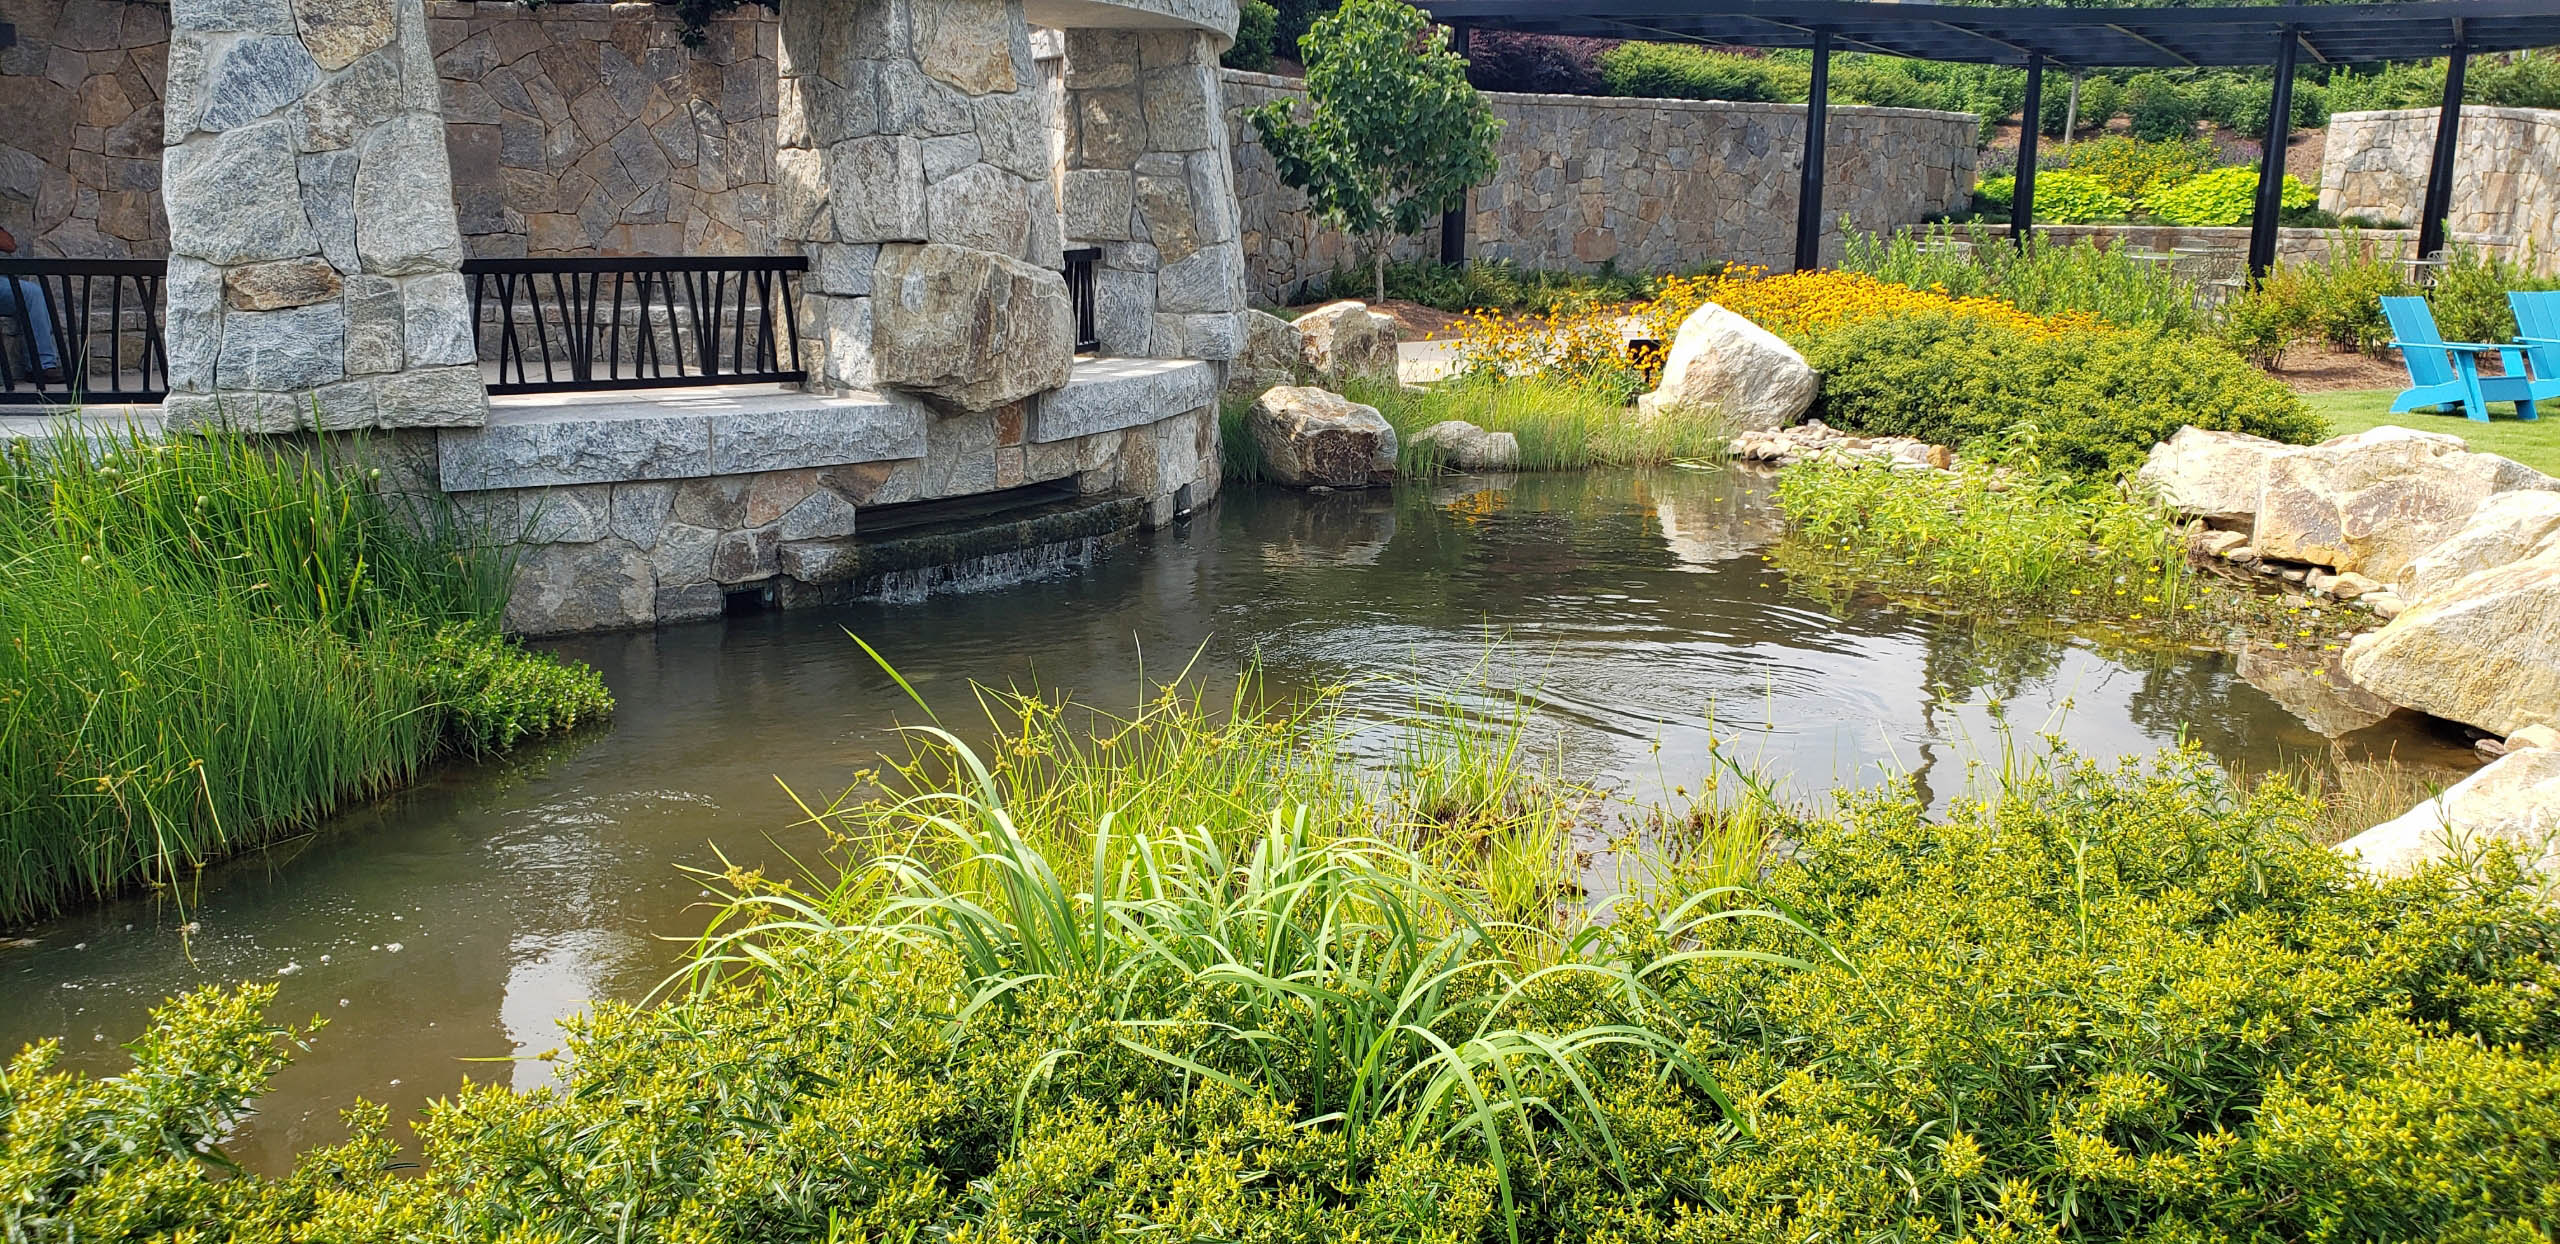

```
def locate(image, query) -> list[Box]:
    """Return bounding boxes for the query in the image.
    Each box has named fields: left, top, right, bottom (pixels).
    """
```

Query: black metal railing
left=1063, top=247, right=1101, bottom=355
left=0, top=258, right=169, bottom=405
left=463, top=256, right=806, bottom=395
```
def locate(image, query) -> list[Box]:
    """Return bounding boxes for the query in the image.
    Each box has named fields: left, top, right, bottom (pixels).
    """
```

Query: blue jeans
left=0, top=277, right=62, bottom=373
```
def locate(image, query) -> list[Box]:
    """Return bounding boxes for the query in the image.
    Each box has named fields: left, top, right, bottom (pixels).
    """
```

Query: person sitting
left=0, top=225, right=66, bottom=384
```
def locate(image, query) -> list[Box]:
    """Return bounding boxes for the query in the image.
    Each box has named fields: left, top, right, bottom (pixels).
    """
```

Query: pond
left=0, top=467, right=2477, bottom=1171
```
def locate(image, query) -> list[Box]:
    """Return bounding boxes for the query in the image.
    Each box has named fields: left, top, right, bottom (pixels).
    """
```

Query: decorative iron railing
left=0, top=258, right=169, bottom=406
left=1063, top=247, right=1101, bottom=355
left=463, top=256, right=807, bottom=395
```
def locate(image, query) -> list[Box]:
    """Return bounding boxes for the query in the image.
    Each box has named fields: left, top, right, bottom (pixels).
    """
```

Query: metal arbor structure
left=1412, top=0, right=2560, bottom=275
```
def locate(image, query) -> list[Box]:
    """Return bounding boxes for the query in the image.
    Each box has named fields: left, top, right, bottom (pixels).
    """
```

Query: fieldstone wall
left=2321, top=106, right=2560, bottom=273
left=159, top=0, right=487, bottom=430
left=1225, top=69, right=1978, bottom=304
left=1058, top=28, right=1248, bottom=361
left=0, top=0, right=168, bottom=257
left=774, top=0, right=1072, bottom=409
left=427, top=2, right=778, bottom=257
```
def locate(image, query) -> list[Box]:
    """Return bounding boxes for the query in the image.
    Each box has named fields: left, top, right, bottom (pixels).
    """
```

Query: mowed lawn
left=2304, top=388, right=2560, bottom=477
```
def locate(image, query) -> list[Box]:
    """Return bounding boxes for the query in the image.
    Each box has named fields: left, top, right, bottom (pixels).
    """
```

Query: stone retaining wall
left=2321, top=106, right=2560, bottom=272
left=1223, top=70, right=1977, bottom=305
left=427, top=1, right=778, bottom=258
left=0, top=0, right=170, bottom=257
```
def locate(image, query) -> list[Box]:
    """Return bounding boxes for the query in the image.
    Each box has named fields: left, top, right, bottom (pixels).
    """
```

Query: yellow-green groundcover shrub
left=8, top=745, right=2558, bottom=1243
left=1803, top=311, right=2327, bottom=478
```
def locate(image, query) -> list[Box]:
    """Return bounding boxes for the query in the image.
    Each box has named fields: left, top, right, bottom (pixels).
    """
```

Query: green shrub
left=2216, top=238, right=2416, bottom=361
left=1974, top=172, right=2016, bottom=210
left=2124, top=72, right=2200, bottom=141
left=2023, top=169, right=2134, bottom=223
left=2056, top=134, right=2219, bottom=201
left=2329, top=48, right=2560, bottom=113
left=12, top=716, right=2559, bottom=1244
left=2429, top=241, right=2560, bottom=344
left=1839, top=221, right=2204, bottom=332
left=1802, top=312, right=2327, bottom=478
left=1597, top=41, right=1802, bottom=102
left=422, top=622, right=615, bottom=754
left=2077, top=75, right=2124, bottom=130
left=2140, top=165, right=2317, bottom=227
left=1222, top=0, right=1278, bottom=71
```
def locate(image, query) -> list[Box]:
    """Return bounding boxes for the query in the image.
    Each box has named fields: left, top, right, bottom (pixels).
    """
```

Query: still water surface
left=0, top=468, right=2473, bottom=1170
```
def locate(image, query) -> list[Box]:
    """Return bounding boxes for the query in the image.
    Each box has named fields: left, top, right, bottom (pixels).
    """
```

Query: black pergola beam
left=2247, top=26, right=2302, bottom=277
left=2418, top=28, right=2470, bottom=263
left=2104, top=23, right=2198, bottom=66
left=1794, top=26, right=1832, bottom=272
left=2014, top=54, right=2043, bottom=244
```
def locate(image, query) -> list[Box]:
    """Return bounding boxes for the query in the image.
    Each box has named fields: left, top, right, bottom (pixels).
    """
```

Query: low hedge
left=1802, top=311, right=2329, bottom=478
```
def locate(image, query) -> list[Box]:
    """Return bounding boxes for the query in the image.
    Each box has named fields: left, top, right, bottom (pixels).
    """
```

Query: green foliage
left=1840, top=221, right=2204, bottom=331
left=422, top=622, right=615, bottom=754
left=1305, top=257, right=1672, bottom=316
left=1596, top=42, right=1802, bottom=103
left=1223, top=0, right=1279, bottom=72
left=0, top=430, right=610, bottom=921
left=2076, top=76, right=2124, bottom=131
left=1775, top=455, right=2199, bottom=629
left=1250, top=0, right=1501, bottom=301
left=2429, top=241, right=2560, bottom=345
left=13, top=706, right=2560, bottom=1244
left=2024, top=169, right=2135, bottom=223
left=2055, top=134, right=2220, bottom=201
left=2139, top=165, right=2317, bottom=227
left=1801, top=312, right=2327, bottom=479
left=2124, top=72, right=2200, bottom=141
left=2217, top=239, right=2413, bottom=363
left=1344, top=373, right=1724, bottom=473
left=2327, top=48, right=2560, bottom=113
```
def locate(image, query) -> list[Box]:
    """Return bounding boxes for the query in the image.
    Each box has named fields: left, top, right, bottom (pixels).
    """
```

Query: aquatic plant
left=11, top=694, right=2558, bottom=1242
left=0, top=428, right=610, bottom=922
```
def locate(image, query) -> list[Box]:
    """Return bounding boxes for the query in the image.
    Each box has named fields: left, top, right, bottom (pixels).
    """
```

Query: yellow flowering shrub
left=1449, top=267, right=2100, bottom=391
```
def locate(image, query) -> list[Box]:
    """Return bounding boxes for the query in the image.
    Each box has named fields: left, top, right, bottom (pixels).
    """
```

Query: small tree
left=1250, top=0, right=1501, bottom=303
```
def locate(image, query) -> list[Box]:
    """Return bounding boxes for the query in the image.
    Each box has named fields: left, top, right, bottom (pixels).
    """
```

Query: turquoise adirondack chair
left=2382, top=295, right=2541, bottom=422
left=2504, top=289, right=2560, bottom=421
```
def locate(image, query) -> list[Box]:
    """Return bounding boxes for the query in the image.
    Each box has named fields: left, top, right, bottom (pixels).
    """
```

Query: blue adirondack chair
left=2382, top=295, right=2539, bottom=422
left=2504, top=288, right=2560, bottom=421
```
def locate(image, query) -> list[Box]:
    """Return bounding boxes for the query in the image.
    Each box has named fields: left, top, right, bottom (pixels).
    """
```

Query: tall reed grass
left=1839, top=221, right=2205, bottom=332
left=0, top=427, right=608, bottom=922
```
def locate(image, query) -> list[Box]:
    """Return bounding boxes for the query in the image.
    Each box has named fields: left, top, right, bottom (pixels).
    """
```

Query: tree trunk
left=1372, top=237, right=1387, bottom=305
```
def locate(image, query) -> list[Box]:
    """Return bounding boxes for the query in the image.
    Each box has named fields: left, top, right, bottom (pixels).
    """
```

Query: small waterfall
left=853, top=532, right=1125, bottom=603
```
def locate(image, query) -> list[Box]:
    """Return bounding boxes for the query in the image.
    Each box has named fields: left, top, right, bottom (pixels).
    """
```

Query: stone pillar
left=158, top=0, right=486, bottom=431
left=1058, top=28, right=1247, bottom=361
left=777, top=0, right=1073, bottom=412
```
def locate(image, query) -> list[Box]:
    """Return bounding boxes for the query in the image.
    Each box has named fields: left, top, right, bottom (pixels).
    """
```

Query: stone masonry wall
left=428, top=2, right=778, bottom=258
left=2321, top=106, right=2560, bottom=273
left=0, top=0, right=169, bottom=257
left=1224, top=69, right=1977, bottom=304
left=1058, top=28, right=1248, bottom=361
left=159, top=0, right=487, bottom=430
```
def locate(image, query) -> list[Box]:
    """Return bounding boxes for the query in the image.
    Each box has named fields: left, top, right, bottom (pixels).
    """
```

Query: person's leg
left=0, top=278, right=63, bottom=375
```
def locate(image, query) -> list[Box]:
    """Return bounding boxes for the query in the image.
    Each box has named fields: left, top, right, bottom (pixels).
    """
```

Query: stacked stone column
left=776, top=0, right=1074, bottom=411
left=160, top=0, right=486, bottom=429
left=1058, top=29, right=1247, bottom=361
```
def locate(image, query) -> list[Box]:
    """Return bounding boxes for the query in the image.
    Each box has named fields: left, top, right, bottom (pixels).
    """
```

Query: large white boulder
left=2401, top=489, right=2560, bottom=606
left=2249, top=426, right=2559, bottom=585
left=2334, top=747, right=2560, bottom=879
left=1634, top=302, right=1817, bottom=432
left=1294, top=301, right=1398, bottom=381
left=1410, top=420, right=1520, bottom=472
left=1248, top=385, right=1397, bottom=488
left=2343, top=546, right=2560, bottom=737
left=2136, top=426, right=2288, bottom=528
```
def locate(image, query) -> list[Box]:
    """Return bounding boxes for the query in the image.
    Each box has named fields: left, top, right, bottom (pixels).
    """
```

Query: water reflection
left=0, top=467, right=2478, bottom=1171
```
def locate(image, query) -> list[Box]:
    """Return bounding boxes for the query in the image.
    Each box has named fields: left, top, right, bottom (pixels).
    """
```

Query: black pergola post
left=1792, top=26, right=1833, bottom=271
left=1442, top=22, right=1472, bottom=266
left=2417, top=29, right=2470, bottom=264
left=2013, top=54, right=2044, bottom=242
left=2247, top=25, right=2301, bottom=278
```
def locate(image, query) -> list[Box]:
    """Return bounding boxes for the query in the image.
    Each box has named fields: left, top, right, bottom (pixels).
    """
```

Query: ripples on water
left=0, top=467, right=2477, bottom=1169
